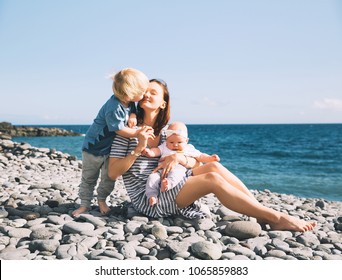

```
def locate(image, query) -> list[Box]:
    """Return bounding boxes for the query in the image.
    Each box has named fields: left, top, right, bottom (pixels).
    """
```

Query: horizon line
left=5, top=122, right=342, bottom=126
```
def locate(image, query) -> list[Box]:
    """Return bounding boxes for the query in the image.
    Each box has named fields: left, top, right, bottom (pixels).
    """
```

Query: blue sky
left=0, top=0, right=341, bottom=125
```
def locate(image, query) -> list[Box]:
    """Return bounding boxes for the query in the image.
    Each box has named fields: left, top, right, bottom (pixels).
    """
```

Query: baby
left=143, top=121, right=220, bottom=206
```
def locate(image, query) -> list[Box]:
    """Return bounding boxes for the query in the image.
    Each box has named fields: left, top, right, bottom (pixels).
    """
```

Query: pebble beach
left=0, top=137, right=342, bottom=261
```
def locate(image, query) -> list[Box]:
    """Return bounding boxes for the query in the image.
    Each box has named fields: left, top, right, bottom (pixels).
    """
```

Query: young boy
left=72, top=68, right=149, bottom=217
left=143, top=121, right=220, bottom=206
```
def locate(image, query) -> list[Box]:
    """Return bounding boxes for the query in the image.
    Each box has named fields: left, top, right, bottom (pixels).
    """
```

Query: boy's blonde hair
left=111, top=68, right=149, bottom=101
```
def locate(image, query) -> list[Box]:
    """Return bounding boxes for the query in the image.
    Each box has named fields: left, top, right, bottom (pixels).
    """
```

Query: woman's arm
left=108, top=150, right=139, bottom=180
left=108, top=126, right=154, bottom=180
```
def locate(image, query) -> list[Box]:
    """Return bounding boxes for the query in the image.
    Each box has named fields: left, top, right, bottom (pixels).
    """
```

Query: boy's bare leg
left=72, top=206, right=89, bottom=217
left=161, top=178, right=169, bottom=192
left=98, top=200, right=110, bottom=215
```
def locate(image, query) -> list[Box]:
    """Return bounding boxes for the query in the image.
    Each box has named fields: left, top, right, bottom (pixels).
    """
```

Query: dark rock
left=334, top=223, right=342, bottom=231
left=0, top=122, right=81, bottom=137
left=315, top=200, right=325, bottom=209
left=45, top=200, right=60, bottom=208
left=5, top=207, right=40, bottom=220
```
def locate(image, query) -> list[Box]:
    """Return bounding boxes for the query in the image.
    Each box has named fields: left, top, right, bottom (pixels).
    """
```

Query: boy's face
left=131, top=92, right=145, bottom=102
left=166, top=134, right=188, bottom=151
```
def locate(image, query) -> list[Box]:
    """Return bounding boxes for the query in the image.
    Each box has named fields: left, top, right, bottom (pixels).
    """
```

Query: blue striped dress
left=109, top=129, right=205, bottom=219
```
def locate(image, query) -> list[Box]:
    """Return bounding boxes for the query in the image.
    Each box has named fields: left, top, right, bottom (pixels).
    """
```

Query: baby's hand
left=211, top=154, right=220, bottom=162
left=127, top=113, right=137, bottom=128
left=141, top=148, right=153, bottom=157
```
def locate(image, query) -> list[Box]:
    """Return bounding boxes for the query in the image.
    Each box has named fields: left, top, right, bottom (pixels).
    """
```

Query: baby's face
left=166, top=134, right=188, bottom=151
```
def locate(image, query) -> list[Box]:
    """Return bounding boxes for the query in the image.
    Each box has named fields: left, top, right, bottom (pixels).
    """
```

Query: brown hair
left=137, top=79, right=170, bottom=136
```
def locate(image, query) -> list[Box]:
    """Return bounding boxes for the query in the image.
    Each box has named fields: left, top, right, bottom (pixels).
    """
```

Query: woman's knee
left=206, top=161, right=223, bottom=172
left=203, top=172, right=225, bottom=190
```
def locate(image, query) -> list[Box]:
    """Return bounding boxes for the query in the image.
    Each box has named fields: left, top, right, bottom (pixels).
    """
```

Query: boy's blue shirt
left=82, top=95, right=136, bottom=156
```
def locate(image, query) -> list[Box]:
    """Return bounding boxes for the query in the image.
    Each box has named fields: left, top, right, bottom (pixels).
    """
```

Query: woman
left=108, top=79, right=316, bottom=232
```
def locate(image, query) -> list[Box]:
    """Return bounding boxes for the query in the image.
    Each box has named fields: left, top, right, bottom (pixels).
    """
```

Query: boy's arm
left=115, top=127, right=139, bottom=138
left=106, top=103, right=138, bottom=137
left=127, top=102, right=138, bottom=128
left=127, top=113, right=137, bottom=128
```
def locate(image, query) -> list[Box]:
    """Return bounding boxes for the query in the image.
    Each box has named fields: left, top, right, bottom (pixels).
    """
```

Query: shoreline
left=0, top=122, right=82, bottom=138
left=0, top=137, right=341, bottom=260
left=6, top=123, right=342, bottom=202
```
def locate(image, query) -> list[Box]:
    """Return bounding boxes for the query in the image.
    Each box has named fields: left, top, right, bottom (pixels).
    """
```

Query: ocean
left=12, top=124, right=342, bottom=202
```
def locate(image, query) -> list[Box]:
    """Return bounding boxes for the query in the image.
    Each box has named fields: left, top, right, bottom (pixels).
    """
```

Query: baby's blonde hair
left=111, top=68, right=149, bottom=101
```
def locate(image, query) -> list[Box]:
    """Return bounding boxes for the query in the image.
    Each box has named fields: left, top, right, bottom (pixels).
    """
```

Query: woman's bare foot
left=269, top=213, right=317, bottom=232
left=149, top=196, right=157, bottom=206
left=72, top=206, right=89, bottom=217
left=161, top=178, right=169, bottom=192
left=98, top=200, right=110, bottom=215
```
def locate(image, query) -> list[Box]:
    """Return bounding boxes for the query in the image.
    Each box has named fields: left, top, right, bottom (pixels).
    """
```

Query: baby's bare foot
left=72, top=206, right=89, bottom=218
left=269, top=214, right=317, bottom=232
left=149, top=197, right=157, bottom=206
left=161, top=178, right=169, bottom=192
left=98, top=200, right=110, bottom=215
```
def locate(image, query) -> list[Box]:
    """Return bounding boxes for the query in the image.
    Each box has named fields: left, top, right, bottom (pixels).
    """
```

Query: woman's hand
left=153, top=153, right=180, bottom=178
left=135, top=126, right=155, bottom=153
left=108, top=125, right=155, bottom=180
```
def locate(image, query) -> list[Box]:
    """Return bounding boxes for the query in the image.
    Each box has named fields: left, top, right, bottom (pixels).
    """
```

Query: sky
left=0, top=0, right=341, bottom=125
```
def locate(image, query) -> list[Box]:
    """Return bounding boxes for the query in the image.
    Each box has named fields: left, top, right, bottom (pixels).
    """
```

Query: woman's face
left=139, top=81, right=166, bottom=111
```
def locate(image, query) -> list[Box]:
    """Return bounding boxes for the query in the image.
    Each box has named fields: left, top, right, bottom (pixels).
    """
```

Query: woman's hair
left=137, top=79, right=170, bottom=136
left=111, top=68, right=149, bottom=101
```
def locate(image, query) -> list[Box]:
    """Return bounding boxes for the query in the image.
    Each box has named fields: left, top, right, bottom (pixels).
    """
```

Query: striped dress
left=109, top=129, right=205, bottom=219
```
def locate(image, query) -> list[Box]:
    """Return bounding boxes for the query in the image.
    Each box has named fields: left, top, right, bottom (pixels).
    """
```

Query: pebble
left=191, top=241, right=222, bottom=260
left=62, top=221, right=95, bottom=235
left=0, top=137, right=341, bottom=260
left=166, top=240, right=190, bottom=253
left=29, top=239, right=60, bottom=252
left=120, top=243, right=137, bottom=259
left=151, top=224, right=168, bottom=240
left=0, top=206, right=8, bottom=218
left=224, top=221, right=262, bottom=240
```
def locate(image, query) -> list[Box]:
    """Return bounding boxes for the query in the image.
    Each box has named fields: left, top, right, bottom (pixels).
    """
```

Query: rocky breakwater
left=0, top=122, right=81, bottom=139
left=0, top=137, right=342, bottom=260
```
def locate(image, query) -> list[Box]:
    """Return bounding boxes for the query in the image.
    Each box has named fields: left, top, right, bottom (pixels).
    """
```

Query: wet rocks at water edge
left=0, top=137, right=342, bottom=260
left=0, top=122, right=81, bottom=139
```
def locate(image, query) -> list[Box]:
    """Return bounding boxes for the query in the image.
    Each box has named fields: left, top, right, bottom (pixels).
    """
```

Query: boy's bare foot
left=98, top=200, right=110, bottom=215
left=269, top=213, right=317, bottom=232
left=149, top=197, right=157, bottom=206
left=161, top=178, right=169, bottom=192
left=72, top=206, right=89, bottom=218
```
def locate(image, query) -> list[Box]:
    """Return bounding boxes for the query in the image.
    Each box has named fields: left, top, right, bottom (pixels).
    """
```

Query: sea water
left=12, top=124, right=342, bottom=201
